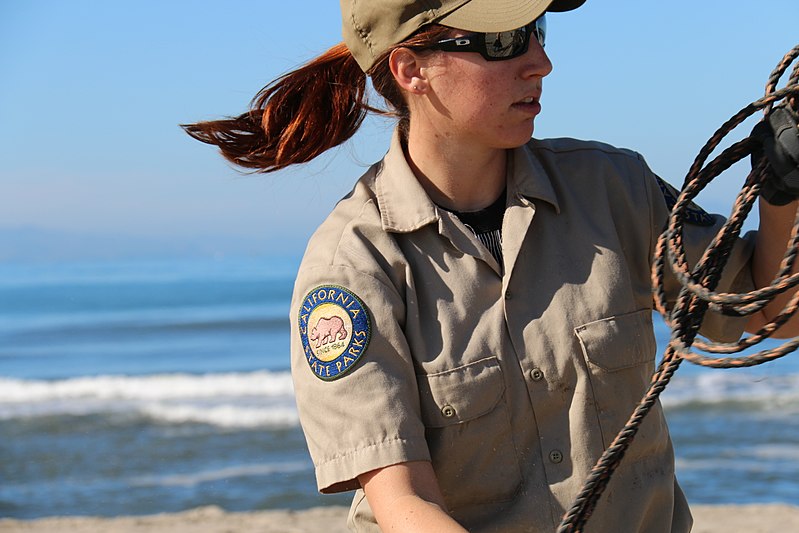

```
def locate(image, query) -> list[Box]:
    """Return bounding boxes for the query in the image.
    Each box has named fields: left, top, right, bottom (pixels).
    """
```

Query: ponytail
left=183, top=43, right=369, bottom=173
left=184, top=25, right=454, bottom=173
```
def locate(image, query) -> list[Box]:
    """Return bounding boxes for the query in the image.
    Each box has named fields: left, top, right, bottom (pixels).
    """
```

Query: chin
left=503, top=128, right=536, bottom=148
left=512, top=122, right=536, bottom=144
left=477, top=122, right=536, bottom=149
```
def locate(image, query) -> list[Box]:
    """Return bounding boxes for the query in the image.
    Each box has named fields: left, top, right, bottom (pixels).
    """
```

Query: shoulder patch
left=298, top=285, right=371, bottom=381
left=655, top=176, right=715, bottom=226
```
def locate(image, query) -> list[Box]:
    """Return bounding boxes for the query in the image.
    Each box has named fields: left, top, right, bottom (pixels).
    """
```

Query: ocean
left=1, top=257, right=797, bottom=519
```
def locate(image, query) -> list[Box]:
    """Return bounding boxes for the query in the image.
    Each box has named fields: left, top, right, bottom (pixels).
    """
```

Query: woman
left=185, top=1, right=799, bottom=531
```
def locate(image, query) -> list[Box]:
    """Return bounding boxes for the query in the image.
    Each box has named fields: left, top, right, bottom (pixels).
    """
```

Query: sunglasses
left=427, top=14, right=546, bottom=61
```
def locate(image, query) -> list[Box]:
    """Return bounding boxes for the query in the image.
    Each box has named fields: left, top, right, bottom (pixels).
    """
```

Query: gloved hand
left=751, top=99, right=799, bottom=205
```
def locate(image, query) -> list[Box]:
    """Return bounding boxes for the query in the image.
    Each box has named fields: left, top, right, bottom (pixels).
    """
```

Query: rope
left=557, top=44, right=799, bottom=533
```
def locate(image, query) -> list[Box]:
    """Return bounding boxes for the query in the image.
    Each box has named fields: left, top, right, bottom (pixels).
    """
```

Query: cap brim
left=439, top=0, right=585, bottom=32
left=548, top=0, right=587, bottom=12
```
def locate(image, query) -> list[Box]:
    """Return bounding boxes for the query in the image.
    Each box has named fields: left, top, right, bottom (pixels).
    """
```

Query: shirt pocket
left=574, top=309, right=668, bottom=460
left=416, top=356, right=522, bottom=510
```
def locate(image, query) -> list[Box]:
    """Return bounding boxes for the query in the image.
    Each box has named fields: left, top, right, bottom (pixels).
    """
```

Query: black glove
left=751, top=101, right=799, bottom=205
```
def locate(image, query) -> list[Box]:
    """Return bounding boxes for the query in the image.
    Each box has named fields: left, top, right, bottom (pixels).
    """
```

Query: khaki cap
left=341, top=0, right=587, bottom=72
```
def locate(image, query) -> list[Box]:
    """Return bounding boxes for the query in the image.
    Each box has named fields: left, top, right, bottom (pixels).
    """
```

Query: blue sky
left=1, top=0, right=797, bottom=259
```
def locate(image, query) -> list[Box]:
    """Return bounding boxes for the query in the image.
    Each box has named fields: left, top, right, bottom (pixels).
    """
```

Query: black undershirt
left=444, top=188, right=506, bottom=264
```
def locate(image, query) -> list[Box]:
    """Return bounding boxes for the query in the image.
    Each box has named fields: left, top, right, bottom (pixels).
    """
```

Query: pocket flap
left=574, top=309, right=656, bottom=372
left=417, top=357, right=505, bottom=428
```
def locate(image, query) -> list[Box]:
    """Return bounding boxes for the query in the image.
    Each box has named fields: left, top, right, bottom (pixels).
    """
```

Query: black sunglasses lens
left=482, top=15, right=545, bottom=60
left=484, top=28, right=527, bottom=59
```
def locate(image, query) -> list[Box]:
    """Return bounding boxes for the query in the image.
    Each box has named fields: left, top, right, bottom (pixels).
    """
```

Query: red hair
left=183, top=26, right=453, bottom=173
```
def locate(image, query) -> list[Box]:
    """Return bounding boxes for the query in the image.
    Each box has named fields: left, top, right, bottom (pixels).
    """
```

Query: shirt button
left=504, top=290, right=512, bottom=300
left=441, top=405, right=456, bottom=418
left=549, top=450, right=564, bottom=464
left=530, top=368, right=545, bottom=381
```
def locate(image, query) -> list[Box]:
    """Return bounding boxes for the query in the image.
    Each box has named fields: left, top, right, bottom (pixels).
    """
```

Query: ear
left=389, top=47, right=428, bottom=94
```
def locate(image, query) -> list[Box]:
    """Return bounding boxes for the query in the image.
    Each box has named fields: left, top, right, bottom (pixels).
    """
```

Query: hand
left=751, top=100, right=799, bottom=206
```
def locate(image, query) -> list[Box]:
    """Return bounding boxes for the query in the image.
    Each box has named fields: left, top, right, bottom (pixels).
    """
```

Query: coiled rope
left=557, top=44, right=799, bottom=533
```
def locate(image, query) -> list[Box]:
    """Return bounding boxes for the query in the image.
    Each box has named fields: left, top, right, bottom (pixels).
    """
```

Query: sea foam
left=0, top=371, right=299, bottom=428
left=660, top=370, right=799, bottom=415
left=129, top=461, right=310, bottom=488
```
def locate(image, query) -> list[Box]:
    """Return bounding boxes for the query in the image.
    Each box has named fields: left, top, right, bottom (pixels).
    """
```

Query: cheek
left=465, top=82, right=511, bottom=124
left=453, top=75, right=505, bottom=117
left=431, top=60, right=519, bottom=128
left=437, top=61, right=498, bottom=104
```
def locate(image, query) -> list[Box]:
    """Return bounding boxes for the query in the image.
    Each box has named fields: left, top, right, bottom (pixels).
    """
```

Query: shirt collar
left=375, top=131, right=440, bottom=233
left=375, top=131, right=560, bottom=233
left=509, top=140, right=560, bottom=214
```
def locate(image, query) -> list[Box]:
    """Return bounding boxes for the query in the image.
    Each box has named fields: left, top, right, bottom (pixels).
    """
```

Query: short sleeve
left=290, top=263, right=430, bottom=494
left=644, top=161, right=756, bottom=343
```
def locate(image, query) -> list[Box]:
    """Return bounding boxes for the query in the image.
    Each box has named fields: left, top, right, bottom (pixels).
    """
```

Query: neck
left=404, top=126, right=507, bottom=212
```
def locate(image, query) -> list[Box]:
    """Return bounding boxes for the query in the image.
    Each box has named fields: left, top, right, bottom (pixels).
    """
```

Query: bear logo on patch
left=310, top=316, right=348, bottom=348
left=298, top=285, right=371, bottom=381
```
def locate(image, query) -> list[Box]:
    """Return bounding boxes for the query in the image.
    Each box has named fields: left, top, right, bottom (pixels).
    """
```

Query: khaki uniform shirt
left=289, top=132, right=754, bottom=532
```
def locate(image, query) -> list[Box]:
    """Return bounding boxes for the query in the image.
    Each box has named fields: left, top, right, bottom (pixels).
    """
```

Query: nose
left=521, top=39, right=553, bottom=78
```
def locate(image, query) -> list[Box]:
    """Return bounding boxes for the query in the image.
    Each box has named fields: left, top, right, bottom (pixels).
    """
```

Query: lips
left=512, top=95, right=542, bottom=115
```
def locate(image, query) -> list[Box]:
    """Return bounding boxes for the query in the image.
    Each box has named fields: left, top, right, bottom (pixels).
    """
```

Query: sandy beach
left=2, top=504, right=798, bottom=532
